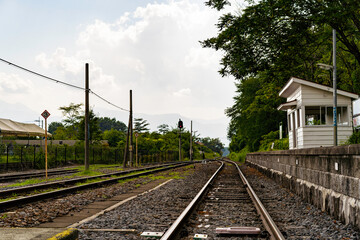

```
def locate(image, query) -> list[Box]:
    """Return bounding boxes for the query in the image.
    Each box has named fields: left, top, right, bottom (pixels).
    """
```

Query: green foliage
left=204, top=0, right=360, bottom=152
left=157, top=124, right=170, bottom=134
left=256, top=130, right=289, bottom=151
left=134, top=118, right=150, bottom=133
left=103, top=129, right=125, bottom=147
left=346, top=131, right=360, bottom=144
left=229, top=146, right=250, bottom=163
left=99, top=117, right=127, bottom=132
left=77, top=110, right=102, bottom=141
left=201, top=137, right=224, bottom=154
left=48, top=122, right=63, bottom=134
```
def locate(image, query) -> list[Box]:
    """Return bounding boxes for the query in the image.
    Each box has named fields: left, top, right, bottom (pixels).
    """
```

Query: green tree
left=59, top=103, right=83, bottom=139
left=201, top=137, right=224, bottom=154
left=53, top=126, right=68, bottom=140
left=203, top=0, right=360, bottom=151
left=59, top=103, right=83, bottom=126
left=77, top=110, right=102, bottom=141
left=48, top=122, right=63, bottom=134
left=99, top=117, right=127, bottom=132
left=103, top=129, right=125, bottom=147
left=134, top=118, right=150, bottom=133
left=157, top=124, right=170, bottom=134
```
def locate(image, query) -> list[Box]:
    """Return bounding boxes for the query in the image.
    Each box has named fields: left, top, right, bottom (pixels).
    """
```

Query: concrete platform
left=0, top=227, right=77, bottom=240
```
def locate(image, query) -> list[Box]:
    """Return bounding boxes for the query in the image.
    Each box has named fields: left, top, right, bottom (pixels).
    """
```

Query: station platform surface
left=0, top=227, right=76, bottom=240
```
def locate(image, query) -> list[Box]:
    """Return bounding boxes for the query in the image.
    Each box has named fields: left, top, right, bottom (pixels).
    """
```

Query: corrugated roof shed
left=0, top=118, right=51, bottom=137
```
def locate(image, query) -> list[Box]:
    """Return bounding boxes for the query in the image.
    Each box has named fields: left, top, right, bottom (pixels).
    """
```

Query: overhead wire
left=0, top=57, right=129, bottom=112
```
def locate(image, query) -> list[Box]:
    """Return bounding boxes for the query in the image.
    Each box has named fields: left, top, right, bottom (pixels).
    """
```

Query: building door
left=292, top=112, right=297, bottom=148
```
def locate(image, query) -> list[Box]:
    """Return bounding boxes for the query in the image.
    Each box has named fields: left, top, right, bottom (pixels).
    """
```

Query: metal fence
left=0, top=143, right=179, bottom=171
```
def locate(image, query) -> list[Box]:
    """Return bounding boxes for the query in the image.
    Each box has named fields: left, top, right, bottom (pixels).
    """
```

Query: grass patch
left=74, top=177, right=108, bottom=186
left=117, top=178, right=134, bottom=184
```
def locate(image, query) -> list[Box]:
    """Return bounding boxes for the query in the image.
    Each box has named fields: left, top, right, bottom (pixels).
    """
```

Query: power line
left=0, top=57, right=129, bottom=112
left=90, top=90, right=129, bottom=112
left=0, top=57, right=85, bottom=91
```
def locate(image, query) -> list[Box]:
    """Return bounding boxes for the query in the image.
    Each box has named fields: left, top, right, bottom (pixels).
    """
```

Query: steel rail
left=0, top=162, right=192, bottom=211
left=0, top=169, right=80, bottom=182
left=230, top=160, right=285, bottom=240
left=0, top=162, right=185, bottom=198
left=160, top=161, right=224, bottom=240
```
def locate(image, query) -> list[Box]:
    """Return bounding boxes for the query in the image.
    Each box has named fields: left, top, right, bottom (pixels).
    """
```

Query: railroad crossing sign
left=41, top=110, right=51, bottom=119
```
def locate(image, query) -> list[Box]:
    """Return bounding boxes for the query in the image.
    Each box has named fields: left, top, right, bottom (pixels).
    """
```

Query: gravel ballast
left=79, top=163, right=220, bottom=240
left=241, top=164, right=360, bottom=239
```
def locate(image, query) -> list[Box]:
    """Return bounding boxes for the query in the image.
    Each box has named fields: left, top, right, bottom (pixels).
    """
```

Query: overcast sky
left=0, top=0, right=243, bottom=146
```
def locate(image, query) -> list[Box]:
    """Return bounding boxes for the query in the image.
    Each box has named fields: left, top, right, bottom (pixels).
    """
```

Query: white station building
left=278, top=77, right=359, bottom=149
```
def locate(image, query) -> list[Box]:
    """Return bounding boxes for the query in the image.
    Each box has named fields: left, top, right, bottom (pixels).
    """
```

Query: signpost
left=41, top=110, right=50, bottom=180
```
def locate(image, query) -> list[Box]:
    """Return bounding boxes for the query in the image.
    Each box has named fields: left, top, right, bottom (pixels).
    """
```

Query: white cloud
left=0, top=72, right=32, bottom=92
left=38, top=48, right=83, bottom=75
left=30, top=0, right=236, bottom=123
left=173, top=88, right=191, bottom=97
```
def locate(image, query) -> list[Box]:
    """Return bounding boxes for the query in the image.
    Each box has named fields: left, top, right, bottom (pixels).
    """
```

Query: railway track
left=159, top=159, right=285, bottom=239
left=0, top=168, right=80, bottom=182
left=0, top=162, right=190, bottom=211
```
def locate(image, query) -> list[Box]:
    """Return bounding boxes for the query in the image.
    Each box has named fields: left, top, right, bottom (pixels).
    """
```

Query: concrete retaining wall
left=246, top=144, right=360, bottom=229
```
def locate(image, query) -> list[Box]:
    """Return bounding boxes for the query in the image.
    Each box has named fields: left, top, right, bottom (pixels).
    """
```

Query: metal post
left=179, top=129, right=182, bottom=161
left=190, top=120, right=193, bottom=161
left=45, top=118, right=48, bottom=180
left=333, top=29, right=337, bottom=146
left=85, top=63, right=90, bottom=170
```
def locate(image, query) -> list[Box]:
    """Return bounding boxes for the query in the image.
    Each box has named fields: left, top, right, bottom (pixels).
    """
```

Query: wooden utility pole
left=85, top=63, right=90, bottom=171
left=123, top=90, right=133, bottom=168
left=129, top=90, right=133, bottom=167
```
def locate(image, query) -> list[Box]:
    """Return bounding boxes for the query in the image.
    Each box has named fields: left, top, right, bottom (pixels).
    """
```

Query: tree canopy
left=203, top=0, right=360, bottom=151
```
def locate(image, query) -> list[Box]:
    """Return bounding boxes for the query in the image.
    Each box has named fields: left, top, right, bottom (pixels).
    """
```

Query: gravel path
left=0, top=165, right=194, bottom=228
left=241, top=164, right=360, bottom=239
left=79, top=162, right=220, bottom=240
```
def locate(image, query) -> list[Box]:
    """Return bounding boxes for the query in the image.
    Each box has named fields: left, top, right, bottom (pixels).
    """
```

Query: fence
left=0, top=143, right=179, bottom=172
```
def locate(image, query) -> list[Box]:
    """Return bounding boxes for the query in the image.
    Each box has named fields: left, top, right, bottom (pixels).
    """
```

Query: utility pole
left=129, top=90, right=133, bottom=167
left=179, top=130, right=181, bottom=161
left=333, top=29, right=337, bottom=146
left=85, top=63, right=90, bottom=171
left=190, top=120, right=193, bottom=161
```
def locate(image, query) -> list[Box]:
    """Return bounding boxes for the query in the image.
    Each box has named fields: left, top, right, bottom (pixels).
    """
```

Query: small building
left=277, top=77, right=359, bottom=149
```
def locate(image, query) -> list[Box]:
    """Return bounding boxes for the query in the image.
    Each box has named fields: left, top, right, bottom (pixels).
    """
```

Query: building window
left=305, top=106, right=348, bottom=126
